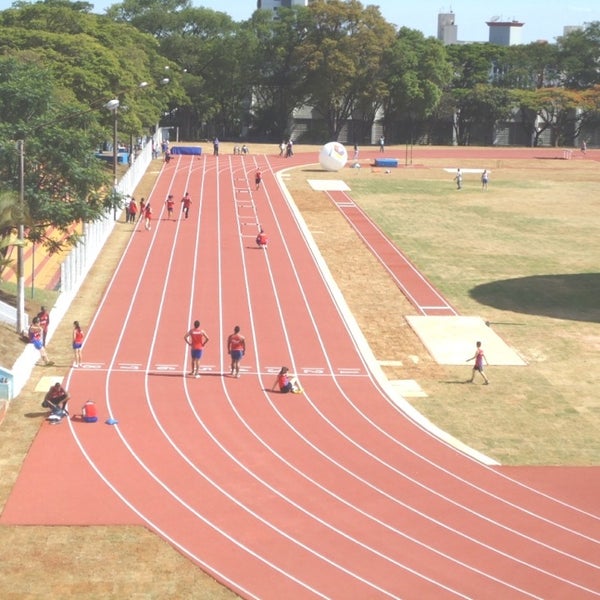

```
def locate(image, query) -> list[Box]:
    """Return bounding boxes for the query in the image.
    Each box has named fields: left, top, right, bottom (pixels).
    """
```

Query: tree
left=0, top=58, right=114, bottom=259
left=512, top=87, right=585, bottom=146
left=496, top=42, right=561, bottom=90
left=243, top=7, right=312, bottom=141
left=0, top=0, right=186, bottom=141
left=558, top=22, right=600, bottom=90
left=450, top=84, right=514, bottom=145
left=299, top=0, right=396, bottom=141
left=0, top=0, right=183, bottom=259
left=381, top=28, right=452, bottom=143
left=110, top=0, right=247, bottom=139
left=0, top=191, right=28, bottom=280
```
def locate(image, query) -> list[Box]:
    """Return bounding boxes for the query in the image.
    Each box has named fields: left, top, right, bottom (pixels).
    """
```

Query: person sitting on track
left=272, top=366, right=302, bottom=394
left=256, top=229, right=268, bottom=249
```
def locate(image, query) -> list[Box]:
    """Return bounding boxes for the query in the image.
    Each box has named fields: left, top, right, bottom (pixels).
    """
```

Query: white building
left=437, top=11, right=458, bottom=45
left=487, top=19, right=524, bottom=46
left=257, top=0, right=310, bottom=15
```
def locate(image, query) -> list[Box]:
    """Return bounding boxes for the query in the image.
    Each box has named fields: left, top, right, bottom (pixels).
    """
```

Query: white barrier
left=6, top=131, right=162, bottom=399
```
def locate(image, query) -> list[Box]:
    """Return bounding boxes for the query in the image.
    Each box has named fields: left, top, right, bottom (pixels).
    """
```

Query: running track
left=3, top=148, right=600, bottom=599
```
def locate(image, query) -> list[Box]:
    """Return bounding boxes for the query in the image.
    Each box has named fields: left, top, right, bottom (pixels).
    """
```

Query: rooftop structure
left=437, top=11, right=458, bottom=45
left=257, top=0, right=310, bottom=12
left=487, top=19, right=525, bottom=45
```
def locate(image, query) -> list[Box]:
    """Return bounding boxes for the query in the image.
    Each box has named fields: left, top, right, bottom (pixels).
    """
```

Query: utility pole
left=16, top=139, right=26, bottom=335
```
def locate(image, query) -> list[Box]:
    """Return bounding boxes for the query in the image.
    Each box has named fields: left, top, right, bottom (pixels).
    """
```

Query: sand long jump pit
left=406, top=316, right=526, bottom=366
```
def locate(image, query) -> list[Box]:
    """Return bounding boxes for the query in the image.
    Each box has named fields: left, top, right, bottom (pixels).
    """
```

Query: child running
left=165, top=194, right=174, bottom=219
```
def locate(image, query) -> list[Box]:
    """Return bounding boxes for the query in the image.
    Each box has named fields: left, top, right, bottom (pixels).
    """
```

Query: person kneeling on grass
left=42, top=382, right=70, bottom=416
left=272, top=366, right=302, bottom=394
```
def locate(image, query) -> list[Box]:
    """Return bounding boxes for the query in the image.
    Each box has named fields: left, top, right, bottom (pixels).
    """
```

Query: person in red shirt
left=467, top=341, right=489, bottom=384
left=184, top=320, right=209, bottom=378
left=128, top=197, right=138, bottom=223
left=138, top=197, right=146, bottom=222
left=272, top=366, right=302, bottom=394
left=227, top=325, right=246, bottom=378
left=165, top=194, right=174, bottom=219
left=144, top=203, right=153, bottom=230
left=181, top=192, right=192, bottom=219
left=72, top=320, right=84, bottom=367
left=42, top=382, right=70, bottom=413
left=37, top=306, right=49, bottom=346
left=256, top=228, right=268, bottom=249
left=255, top=169, right=262, bottom=190
left=82, top=400, right=98, bottom=423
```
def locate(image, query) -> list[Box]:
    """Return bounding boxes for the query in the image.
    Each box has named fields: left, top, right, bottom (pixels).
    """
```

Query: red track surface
left=3, top=148, right=600, bottom=599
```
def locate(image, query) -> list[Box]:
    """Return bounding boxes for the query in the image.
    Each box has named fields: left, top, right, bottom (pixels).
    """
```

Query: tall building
left=437, top=11, right=458, bottom=45
left=486, top=19, right=524, bottom=45
left=257, top=0, right=310, bottom=13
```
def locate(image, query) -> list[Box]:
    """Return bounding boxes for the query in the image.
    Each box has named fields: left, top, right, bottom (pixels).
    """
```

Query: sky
left=0, top=0, right=598, bottom=44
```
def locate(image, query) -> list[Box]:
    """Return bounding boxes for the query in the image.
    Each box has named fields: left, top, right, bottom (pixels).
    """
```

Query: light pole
left=104, top=99, right=120, bottom=219
left=16, top=139, right=25, bottom=334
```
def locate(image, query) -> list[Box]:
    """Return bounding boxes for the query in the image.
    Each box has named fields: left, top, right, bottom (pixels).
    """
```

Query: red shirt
left=83, top=401, right=97, bottom=419
left=257, top=232, right=268, bottom=246
left=144, top=205, right=152, bottom=219
left=73, top=328, right=84, bottom=344
left=228, top=333, right=245, bottom=352
left=166, top=197, right=174, bottom=209
left=187, top=328, right=207, bottom=350
left=277, top=373, right=289, bottom=390
left=38, top=310, right=49, bottom=331
left=181, top=194, right=191, bottom=208
left=49, top=385, right=67, bottom=400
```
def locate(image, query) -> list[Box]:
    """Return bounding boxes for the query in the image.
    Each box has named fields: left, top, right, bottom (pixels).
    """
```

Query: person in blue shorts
left=184, top=320, right=209, bottom=378
left=227, top=325, right=246, bottom=377
left=29, top=317, right=52, bottom=365
left=272, top=366, right=302, bottom=394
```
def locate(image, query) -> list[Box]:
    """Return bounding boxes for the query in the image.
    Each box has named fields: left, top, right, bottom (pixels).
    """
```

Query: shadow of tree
left=470, top=273, right=600, bottom=323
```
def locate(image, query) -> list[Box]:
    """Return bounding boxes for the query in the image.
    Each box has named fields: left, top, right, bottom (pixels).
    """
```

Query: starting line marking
left=73, top=364, right=366, bottom=377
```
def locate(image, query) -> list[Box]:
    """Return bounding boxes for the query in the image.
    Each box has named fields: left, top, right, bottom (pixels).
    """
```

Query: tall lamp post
left=104, top=98, right=120, bottom=218
left=16, top=140, right=25, bottom=334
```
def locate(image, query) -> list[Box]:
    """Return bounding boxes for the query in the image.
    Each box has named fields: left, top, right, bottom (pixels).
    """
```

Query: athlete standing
left=227, top=325, right=246, bottom=377
left=184, top=320, right=209, bottom=378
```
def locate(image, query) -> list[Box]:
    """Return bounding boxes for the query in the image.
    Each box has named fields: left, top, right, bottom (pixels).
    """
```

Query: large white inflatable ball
left=319, top=142, right=348, bottom=171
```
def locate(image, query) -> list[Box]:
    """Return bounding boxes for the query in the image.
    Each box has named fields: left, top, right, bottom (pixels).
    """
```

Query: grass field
left=288, top=152, right=600, bottom=466
left=0, top=145, right=598, bottom=598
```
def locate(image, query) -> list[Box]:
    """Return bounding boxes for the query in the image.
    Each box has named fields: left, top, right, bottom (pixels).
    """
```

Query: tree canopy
left=0, top=0, right=185, bottom=271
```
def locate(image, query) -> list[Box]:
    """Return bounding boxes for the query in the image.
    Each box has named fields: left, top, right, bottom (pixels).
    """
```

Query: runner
left=144, top=203, right=153, bottom=230
left=181, top=191, right=192, bottom=219
left=165, top=194, right=174, bottom=219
